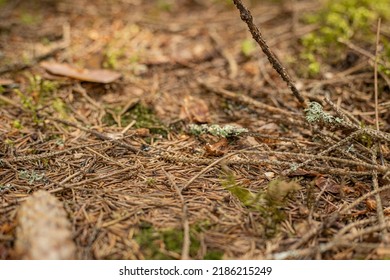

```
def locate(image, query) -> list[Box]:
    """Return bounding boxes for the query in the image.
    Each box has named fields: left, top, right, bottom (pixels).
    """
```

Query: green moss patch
left=134, top=223, right=212, bottom=259
left=104, top=103, right=168, bottom=136
left=300, top=0, right=390, bottom=76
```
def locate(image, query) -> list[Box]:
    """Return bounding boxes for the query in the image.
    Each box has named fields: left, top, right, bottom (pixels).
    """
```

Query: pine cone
left=15, top=190, right=76, bottom=259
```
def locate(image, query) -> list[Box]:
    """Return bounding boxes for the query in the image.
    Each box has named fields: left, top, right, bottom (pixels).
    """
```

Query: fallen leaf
left=315, top=176, right=341, bottom=194
left=180, top=95, right=210, bottom=123
left=41, top=62, right=121, bottom=83
left=204, top=138, right=228, bottom=156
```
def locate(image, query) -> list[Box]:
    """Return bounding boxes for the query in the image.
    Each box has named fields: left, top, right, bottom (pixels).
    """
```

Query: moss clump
left=12, top=75, right=58, bottom=124
left=104, top=103, right=168, bottom=136
left=300, top=0, right=390, bottom=76
left=134, top=224, right=206, bottom=259
left=204, top=250, right=224, bottom=260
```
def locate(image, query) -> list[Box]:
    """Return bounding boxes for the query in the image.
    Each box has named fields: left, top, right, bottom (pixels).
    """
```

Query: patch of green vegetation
left=52, top=98, right=69, bottom=120
left=0, top=0, right=7, bottom=7
left=221, top=173, right=256, bottom=206
left=28, top=75, right=58, bottom=99
left=12, top=119, right=23, bottom=130
left=221, top=173, right=301, bottom=238
left=13, top=75, right=57, bottom=124
left=104, top=103, right=168, bottom=136
left=103, top=47, right=125, bottom=69
left=145, top=178, right=156, bottom=186
left=103, top=42, right=147, bottom=74
left=14, top=89, right=40, bottom=124
left=134, top=223, right=207, bottom=259
left=360, top=135, right=373, bottom=148
left=241, top=38, right=257, bottom=57
left=20, top=11, right=42, bottom=25
left=157, top=0, right=173, bottom=12
left=204, top=250, right=224, bottom=260
left=300, top=0, right=390, bottom=76
left=212, top=0, right=234, bottom=8
left=4, top=139, right=14, bottom=146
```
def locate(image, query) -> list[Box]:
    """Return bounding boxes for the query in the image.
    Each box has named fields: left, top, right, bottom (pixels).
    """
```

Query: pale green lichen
left=19, top=170, right=46, bottom=185
left=289, top=163, right=299, bottom=172
left=189, top=124, right=248, bottom=138
left=304, top=102, right=343, bottom=124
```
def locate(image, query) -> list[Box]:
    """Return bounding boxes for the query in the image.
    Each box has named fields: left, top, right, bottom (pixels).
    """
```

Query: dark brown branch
left=232, top=0, right=306, bottom=105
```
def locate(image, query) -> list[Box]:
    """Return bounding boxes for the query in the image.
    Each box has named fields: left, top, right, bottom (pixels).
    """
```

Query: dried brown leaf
left=41, top=62, right=121, bottom=83
left=204, top=138, right=228, bottom=156
left=315, top=176, right=341, bottom=194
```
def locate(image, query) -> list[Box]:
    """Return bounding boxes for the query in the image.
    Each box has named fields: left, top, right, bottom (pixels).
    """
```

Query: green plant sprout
left=12, top=119, right=23, bottom=130
left=241, top=38, right=257, bottom=57
left=28, top=75, right=58, bottom=98
left=189, top=124, right=248, bottom=138
left=304, top=102, right=343, bottom=124
left=221, top=172, right=300, bottom=237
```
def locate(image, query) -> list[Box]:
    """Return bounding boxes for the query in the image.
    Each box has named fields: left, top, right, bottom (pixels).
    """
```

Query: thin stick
left=372, top=18, right=388, bottom=242
left=162, top=168, right=191, bottom=260
left=232, top=0, right=306, bottom=105
left=374, top=18, right=381, bottom=132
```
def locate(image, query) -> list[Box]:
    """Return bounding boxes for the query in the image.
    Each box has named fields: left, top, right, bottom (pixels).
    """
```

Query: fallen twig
left=232, top=0, right=306, bottom=105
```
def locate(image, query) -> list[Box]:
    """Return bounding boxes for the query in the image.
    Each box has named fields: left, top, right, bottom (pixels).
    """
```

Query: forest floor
left=1, top=0, right=390, bottom=260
